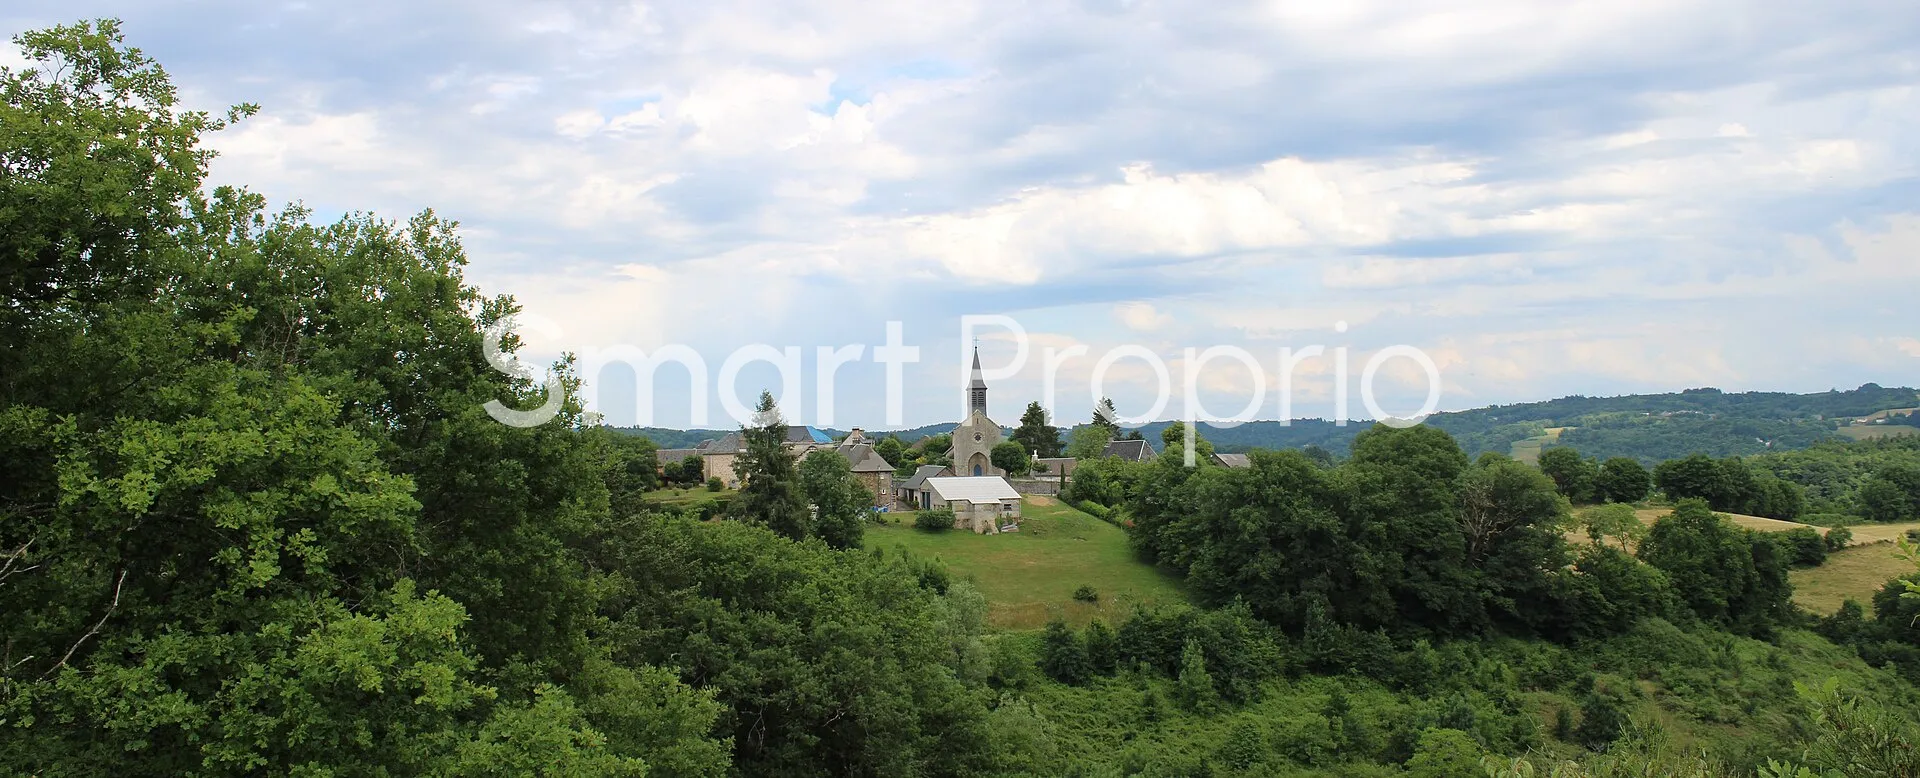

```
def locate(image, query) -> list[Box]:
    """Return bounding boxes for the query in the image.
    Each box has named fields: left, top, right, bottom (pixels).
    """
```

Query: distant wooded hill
left=611, top=383, right=1919, bottom=464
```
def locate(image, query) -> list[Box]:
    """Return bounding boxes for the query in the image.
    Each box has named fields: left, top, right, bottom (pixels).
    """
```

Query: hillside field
left=1572, top=505, right=1920, bottom=614
left=1837, top=425, right=1920, bottom=441
left=1793, top=541, right=1917, bottom=614
left=869, top=497, right=1188, bottom=629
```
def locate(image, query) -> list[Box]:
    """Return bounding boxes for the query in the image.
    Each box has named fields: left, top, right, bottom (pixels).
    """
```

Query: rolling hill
left=611, top=383, right=1920, bottom=465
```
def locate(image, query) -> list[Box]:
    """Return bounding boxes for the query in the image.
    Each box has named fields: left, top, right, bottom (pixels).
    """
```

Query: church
left=949, top=347, right=1006, bottom=477
left=893, top=347, right=1026, bottom=532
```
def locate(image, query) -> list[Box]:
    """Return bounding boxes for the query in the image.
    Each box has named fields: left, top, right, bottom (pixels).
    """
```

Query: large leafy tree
left=0, top=22, right=725, bottom=775
left=1637, top=499, right=1791, bottom=636
left=1010, top=401, right=1062, bottom=458
left=798, top=448, right=869, bottom=550
left=1456, top=455, right=1570, bottom=632
left=990, top=440, right=1032, bottom=476
left=1596, top=456, right=1652, bottom=503
left=584, top=513, right=998, bottom=777
left=1536, top=446, right=1598, bottom=503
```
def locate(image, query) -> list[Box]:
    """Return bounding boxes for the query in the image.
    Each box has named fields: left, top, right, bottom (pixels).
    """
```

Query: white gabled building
left=924, top=476, right=1022, bottom=534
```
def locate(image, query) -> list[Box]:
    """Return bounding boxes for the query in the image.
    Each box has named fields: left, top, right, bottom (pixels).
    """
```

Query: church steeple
left=968, top=346, right=988, bottom=417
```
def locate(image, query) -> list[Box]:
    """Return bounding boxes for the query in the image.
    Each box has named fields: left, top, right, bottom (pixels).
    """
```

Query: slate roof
left=1032, top=457, right=1077, bottom=478
left=786, top=425, right=833, bottom=444
left=704, top=432, right=744, bottom=454
left=926, top=476, right=1022, bottom=503
left=1101, top=438, right=1157, bottom=462
left=898, top=464, right=949, bottom=492
left=656, top=448, right=704, bottom=465
left=1212, top=453, right=1251, bottom=468
left=834, top=442, right=896, bottom=473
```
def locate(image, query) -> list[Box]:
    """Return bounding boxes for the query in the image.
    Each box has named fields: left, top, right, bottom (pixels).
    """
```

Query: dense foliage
left=0, top=24, right=997, bottom=776
left=10, top=20, right=1920, bottom=778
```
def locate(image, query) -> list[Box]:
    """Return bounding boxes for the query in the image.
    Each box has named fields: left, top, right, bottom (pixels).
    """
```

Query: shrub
left=705, top=476, right=724, bottom=492
left=1039, top=619, right=1091, bottom=685
left=915, top=508, right=956, bottom=532
left=1073, top=585, right=1100, bottom=603
left=1779, top=527, right=1828, bottom=567
left=1824, top=526, right=1853, bottom=552
left=1406, top=728, right=1485, bottom=778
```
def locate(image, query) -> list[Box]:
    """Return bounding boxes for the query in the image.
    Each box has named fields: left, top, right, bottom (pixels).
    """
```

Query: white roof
left=926, top=476, right=1022, bottom=503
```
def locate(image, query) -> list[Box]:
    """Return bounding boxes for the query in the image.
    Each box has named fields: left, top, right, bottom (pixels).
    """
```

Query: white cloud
left=27, top=0, right=1918, bottom=425
left=1114, top=302, right=1173, bottom=332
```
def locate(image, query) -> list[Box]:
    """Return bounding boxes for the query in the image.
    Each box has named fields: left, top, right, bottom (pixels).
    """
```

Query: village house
left=1101, top=438, right=1157, bottom=462
left=922, top=476, right=1023, bottom=534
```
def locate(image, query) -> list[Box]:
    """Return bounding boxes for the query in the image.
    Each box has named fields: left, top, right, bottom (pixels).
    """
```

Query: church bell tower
left=968, top=347, right=988, bottom=417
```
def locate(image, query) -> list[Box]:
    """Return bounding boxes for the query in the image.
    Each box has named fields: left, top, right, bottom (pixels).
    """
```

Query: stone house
left=923, top=476, right=1022, bottom=534
left=1210, top=452, right=1251, bottom=468
left=829, top=428, right=895, bottom=507
left=1101, top=438, right=1157, bottom=462
left=897, top=464, right=949, bottom=510
left=698, top=425, right=838, bottom=489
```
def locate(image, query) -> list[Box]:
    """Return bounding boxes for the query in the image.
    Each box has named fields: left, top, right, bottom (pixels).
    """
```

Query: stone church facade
left=949, top=348, right=1005, bottom=477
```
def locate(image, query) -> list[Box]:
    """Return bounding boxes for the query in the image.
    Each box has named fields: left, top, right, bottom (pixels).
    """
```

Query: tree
left=1091, top=397, right=1122, bottom=439
left=799, top=449, right=870, bottom=550
left=1654, top=454, right=1726, bottom=504
left=991, top=440, right=1032, bottom=476
left=0, top=22, right=727, bottom=774
left=1011, top=401, right=1062, bottom=458
left=1065, top=424, right=1112, bottom=460
left=1597, top=457, right=1652, bottom=503
left=1158, top=420, right=1215, bottom=463
left=1778, top=527, right=1827, bottom=567
left=1173, top=637, right=1218, bottom=713
left=1824, top=526, right=1853, bottom=552
left=1039, top=618, right=1091, bottom=685
left=1859, top=465, right=1920, bottom=522
left=1538, top=447, right=1599, bottom=503
left=874, top=435, right=907, bottom=468
left=1637, top=500, right=1790, bottom=636
left=1576, top=685, right=1630, bottom=750
left=732, top=391, right=811, bottom=541
left=1084, top=619, right=1119, bottom=676
left=1456, top=455, right=1571, bottom=631
left=586, top=513, right=997, bottom=776
left=1582, top=503, right=1648, bottom=551
left=1405, top=728, right=1485, bottom=778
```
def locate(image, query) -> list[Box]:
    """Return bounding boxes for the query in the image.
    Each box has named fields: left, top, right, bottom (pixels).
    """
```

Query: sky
left=5, top=1, right=1918, bottom=430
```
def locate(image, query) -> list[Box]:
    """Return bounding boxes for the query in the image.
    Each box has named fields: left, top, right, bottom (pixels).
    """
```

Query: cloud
left=5, top=0, right=1918, bottom=425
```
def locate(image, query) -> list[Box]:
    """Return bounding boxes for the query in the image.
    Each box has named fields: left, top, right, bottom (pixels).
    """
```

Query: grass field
left=1836, top=425, right=1920, bottom=441
left=1568, top=506, right=1919, bottom=614
left=1509, top=427, right=1568, bottom=465
left=869, top=497, right=1189, bottom=630
left=1792, top=541, right=1915, bottom=615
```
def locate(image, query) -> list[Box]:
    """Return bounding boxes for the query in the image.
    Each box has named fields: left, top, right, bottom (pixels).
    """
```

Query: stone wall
left=853, top=471, right=893, bottom=507
left=1008, top=478, right=1062, bottom=496
left=701, top=453, right=739, bottom=489
left=947, top=499, right=1019, bottom=534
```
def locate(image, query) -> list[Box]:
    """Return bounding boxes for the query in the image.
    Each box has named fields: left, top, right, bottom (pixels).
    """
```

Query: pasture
left=869, top=496, right=1189, bottom=630
left=1509, top=426, right=1569, bottom=464
left=1574, top=505, right=1920, bottom=614
left=1836, top=425, right=1920, bottom=441
left=1791, top=541, right=1915, bottom=615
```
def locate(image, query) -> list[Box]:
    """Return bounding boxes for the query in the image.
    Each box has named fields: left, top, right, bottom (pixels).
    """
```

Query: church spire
left=968, top=345, right=988, bottom=417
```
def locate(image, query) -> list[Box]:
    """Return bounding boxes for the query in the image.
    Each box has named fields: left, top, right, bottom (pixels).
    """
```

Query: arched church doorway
left=968, top=452, right=988, bottom=477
